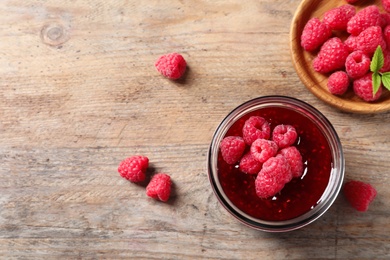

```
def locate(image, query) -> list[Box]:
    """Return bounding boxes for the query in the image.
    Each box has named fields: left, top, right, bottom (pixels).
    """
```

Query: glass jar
left=207, top=96, right=344, bottom=232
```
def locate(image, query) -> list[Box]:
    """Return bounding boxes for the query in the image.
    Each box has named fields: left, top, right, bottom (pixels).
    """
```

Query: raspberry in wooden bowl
left=207, top=96, right=344, bottom=232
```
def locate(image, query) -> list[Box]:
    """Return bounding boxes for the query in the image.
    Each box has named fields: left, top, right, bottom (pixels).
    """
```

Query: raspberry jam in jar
left=208, top=96, right=344, bottom=232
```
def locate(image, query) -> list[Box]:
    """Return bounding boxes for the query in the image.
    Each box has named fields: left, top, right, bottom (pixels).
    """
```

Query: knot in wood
left=41, top=23, right=69, bottom=46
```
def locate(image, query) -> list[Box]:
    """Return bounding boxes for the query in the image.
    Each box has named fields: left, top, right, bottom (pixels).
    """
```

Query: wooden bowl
left=290, top=0, right=390, bottom=114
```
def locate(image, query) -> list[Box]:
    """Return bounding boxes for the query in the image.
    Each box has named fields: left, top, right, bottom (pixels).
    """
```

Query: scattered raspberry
left=155, top=53, right=186, bottom=79
left=278, top=147, right=304, bottom=178
left=383, top=0, right=390, bottom=13
left=272, top=124, right=298, bottom=148
left=255, top=156, right=292, bottom=198
left=327, top=71, right=350, bottom=95
left=344, top=34, right=358, bottom=52
left=239, top=152, right=263, bottom=175
left=353, top=73, right=383, bottom=102
left=355, top=26, right=386, bottom=56
left=118, top=155, right=149, bottom=182
left=313, top=37, right=349, bottom=73
left=343, top=180, right=377, bottom=212
left=146, top=173, right=172, bottom=202
left=301, top=18, right=332, bottom=52
left=347, top=5, right=381, bottom=36
left=345, top=51, right=371, bottom=79
left=250, top=139, right=278, bottom=163
left=220, top=136, right=246, bottom=164
left=242, top=116, right=271, bottom=145
left=323, top=4, right=356, bottom=31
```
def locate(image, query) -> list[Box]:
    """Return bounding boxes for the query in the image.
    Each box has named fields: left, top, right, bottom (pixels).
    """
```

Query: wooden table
left=1, top=0, right=389, bottom=259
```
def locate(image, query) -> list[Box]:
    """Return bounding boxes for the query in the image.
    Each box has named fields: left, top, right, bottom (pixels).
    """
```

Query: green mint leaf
left=370, top=46, right=384, bottom=72
left=381, top=72, right=390, bottom=91
left=372, top=72, right=381, bottom=95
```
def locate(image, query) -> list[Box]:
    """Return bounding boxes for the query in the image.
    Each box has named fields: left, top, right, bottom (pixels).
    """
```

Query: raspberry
left=346, top=0, right=359, bottom=3
left=323, top=4, right=356, bottom=31
left=327, top=71, right=350, bottom=95
left=118, top=155, right=149, bottom=182
left=255, top=156, right=292, bottom=198
left=313, top=37, right=349, bottom=73
left=274, top=155, right=294, bottom=184
left=155, top=53, right=186, bottom=79
left=239, top=152, right=262, bottom=175
left=355, top=26, right=386, bottom=56
left=343, top=180, right=377, bottom=212
left=344, top=34, right=358, bottom=52
left=255, top=172, right=285, bottom=199
left=383, top=25, right=390, bottom=50
left=242, top=116, right=271, bottom=145
left=278, top=147, right=304, bottom=178
left=146, top=173, right=171, bottom=202
left=347, top=5, right=381, bottom=36
left=250, top=139, right=278, bottom=163
left=220, top=136, right=246, bottom=164
left=353, top=73, right=383, bottom=102
left=380, top=13, right=390, bottom=28
left=272, top=124, right=298, bottom=148
left=380, top=49, right=390, bottom=73
left=383, top=0, right=390, bottom=13
left=345, top=51, right=370, bottom=79
left=301, top=18, right=332, bottom=52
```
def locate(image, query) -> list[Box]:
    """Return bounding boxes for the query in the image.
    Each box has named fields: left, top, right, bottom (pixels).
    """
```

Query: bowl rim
left=207, top=95, right=345, bottom=232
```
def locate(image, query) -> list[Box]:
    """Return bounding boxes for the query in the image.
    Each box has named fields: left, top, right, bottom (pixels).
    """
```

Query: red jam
left=218, top=106, right=332, bottom=221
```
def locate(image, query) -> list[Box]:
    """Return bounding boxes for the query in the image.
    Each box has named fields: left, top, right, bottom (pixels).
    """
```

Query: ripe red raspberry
left=344, top=34, right=358, bottom=52
left=272, top=124, right=298, bottom=148
left=220, top=136, right=246, bottom=164
left=146, top=173, right=171, bottom=202
left=346, top=0, right=359, bottom=3
left=327, top=71, right=350, bottom=95
left=345, top=51, right=370, bottom=79
left=155, top=53, right=186, bottom=79
left=383, top=0, right=390, bottom=13
left=383, top=25, right=390, bottom=50
left=301, top=18, right=332, bottom=52
left=347, top=5, right=381, bottom=36
left=239, top=152, right=262, bottom=175
left=380, top=49, right=390, bottom=73
left=313, top=37, right=349, bottom=73
left=118, top=155, right=149, bottom=182
left=242, top=116, right=271, bottom=145
left=255, top=156, right=292, bottom=198
left=278, top=147, right=304, bottom=178
left=255, top=172, right=285, bottom=199
left=344, top=180, right=377, bottom=212
left=323, top=4, right=356, bottom=31
left=353, top=73, right=383, bottom=102
left=250, top=139, right=278, bottom=163
left=380, top=13, right=390, bottom=28
left=355, top=26, right=386, bottom=56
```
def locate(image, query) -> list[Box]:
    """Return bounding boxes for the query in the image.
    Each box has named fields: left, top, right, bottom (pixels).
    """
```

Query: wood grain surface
left=0, top=0, right=389, bottom=259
